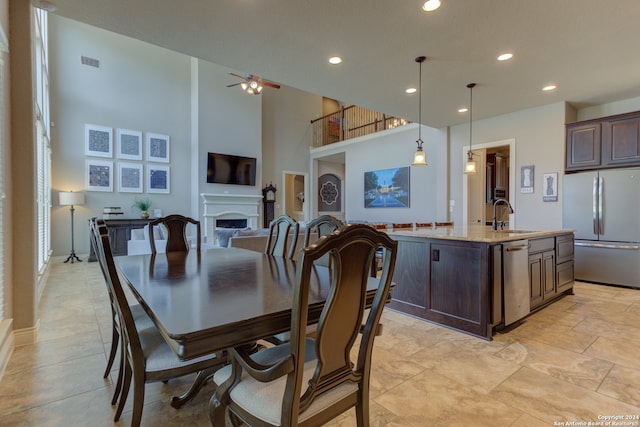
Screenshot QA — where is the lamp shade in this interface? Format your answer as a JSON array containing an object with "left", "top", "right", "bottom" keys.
[{"left": 59, "top": 191, "right": 85, "bottom": 206}]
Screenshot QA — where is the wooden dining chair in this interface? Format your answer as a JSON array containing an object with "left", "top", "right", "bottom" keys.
[
  {"left": 392, "top": 222, "right": 413, "bottom": 229},
  {"left": 265, "top": 214, "right": 299, "bottom": 259},
  {"left": 210, "top": 224, "right": 398, "bottom": 427},
  {"left": 302, "top": 214, "right": 344, "bottom": 247},
  {"left": 148, "top": 214, "right": 201, "bottom": 254},
  {"left": 435, "top": 221, "right": 455, "bottom": 227},
  {"left": 415, "top": 222, "right": 433, "bottom": 228},
  {"left": 91, "top": 219, "right": 225, "bottom": 427},
  {"left": 88, "top": 218, "right": 154, "bottom": 406}
]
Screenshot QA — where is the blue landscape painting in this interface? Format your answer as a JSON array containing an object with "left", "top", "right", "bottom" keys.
[{"left": 364, "top": 166, "right": 410, "bottom": 208}]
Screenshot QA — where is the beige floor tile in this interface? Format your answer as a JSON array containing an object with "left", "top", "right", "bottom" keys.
[
  {"left": 374, "top": 369, "right": 523, "bottom": 427},
  {"left": 496, "top": 337, "right": 613, "bottom": 390},
  {"left": 492, "top": 366, "right": 639, "bottom": 425},
  {"left": 573, "top": 317, "right": 640, "bottom": 343},
  {"left": 584, "top": 336, "right": 640, "bottom": 371},
  {"left": 597, "top": 364, "right": 640, "bottom": 407}
]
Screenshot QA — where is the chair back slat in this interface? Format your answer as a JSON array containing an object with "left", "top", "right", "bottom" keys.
[
  {"left": 148, "top": 214, "right": 201, "bottom": 254},
  {"left": 287, "top": 224, "right": 397, "bottom": 422},
  {"left": 265, "top": 215, "right": 299, "bottom": 259}
]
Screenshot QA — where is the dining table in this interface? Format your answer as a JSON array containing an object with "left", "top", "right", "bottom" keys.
[{"left": 114, "top": 247, "right": 383, "bottom": 361}]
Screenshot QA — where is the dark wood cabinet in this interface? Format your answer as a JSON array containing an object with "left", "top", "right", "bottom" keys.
[
  {"left": 486, "top": 153, "right": 508, "bottom": 203},
  {"left": 389, "top": 236, "right": 493, "bottom": 339},
  {"left": 529, "top": 234, "right": 574, "bottom": 309},
  {"left": 88, "top": 218, "right": 150, "bottom": 261},
  {"left": 566, "top": 121, "right": 601, "bottom": 171},
  {"left": 566, "top": 110, "right": 640, "bottom": 171},
  {"left": 602, "top": 113, "right": 640, "bottom": 166}
]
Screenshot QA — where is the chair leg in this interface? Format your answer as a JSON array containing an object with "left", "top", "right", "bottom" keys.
[
  {"left": 114, "top": 362, "right": 132, "bottom": 421},
  {"left": 170, "top": 367, "right": 216, "bottom": 409},
  {"left": 111, "top": 341, "right": 125, "bottom": 405},
  {"left": 104, "top": 322, "right": 119, "bottom": 378},
  {"left": 130, "top": 368, "right": 146, "bottom": 427}
]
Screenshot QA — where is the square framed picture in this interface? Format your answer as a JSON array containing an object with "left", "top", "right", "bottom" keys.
[
  {"left": 147, "top": 164, "right": 170, "bottom": 194},
  {"left": 117, "top": 128, "right": 142, "bottom": 160},
  {"left": 146, "top": 132, "right": 170, "bottom": 163},
  {"left": 86, "top": 159, "right": 113, "bottom": 192},
  {"left": 85, "top": 124, "right": 113, "bottom": 158},
  {"left": 118, "top": 162, "right": 143, "bottom": 193}
]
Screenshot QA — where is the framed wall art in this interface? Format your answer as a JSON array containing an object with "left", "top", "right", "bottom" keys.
[
  {"left": 364, "top": 166, "right": 410, "bottom": 208},
  {"left": 147, "top": 164, "right": 170, "bottom": 194},
  {"left": 520, "top": 165, "right": 534, "bottom": 193},
  {"left": 542, "top": 172, "right": 558, "bottom": 202},
  {"left": 118, "top": 162, "right": 143, "bottom": 193},
  {"left": 85, "top": 124, "right": 113, "bottom": 158},
  {"left": 86, "top": 159, "right": 113, "bottom": 192},
  {"left": 116, "top": 128, "right": 142, "bottom": 160},
  {"left": 146, "top": 132, "right": 170, "bottom": 163}
]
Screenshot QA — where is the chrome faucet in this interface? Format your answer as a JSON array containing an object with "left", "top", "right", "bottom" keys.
[{"left": 492, "top": 198, "right": 514, "bottom": 230}]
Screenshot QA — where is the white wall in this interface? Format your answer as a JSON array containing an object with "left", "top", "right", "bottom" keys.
[
  {"left": 448, "top": 102, "right": 568, "bottom": 229},
  {"left": 49, "top": 16, "right": 263, "bottom": 255},
  {"left": 577, "top": 96, "right": 640, "bottom": 121},
  {"left": 262, "top": 85, "right": 321, "bottom": 216},
  {"left": 311, "top": 124, "right": 449, "bottom": 224}
]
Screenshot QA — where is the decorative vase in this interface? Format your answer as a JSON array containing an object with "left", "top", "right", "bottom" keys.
[{"left": 140, "top": 211, "right": 150, "bottom": 219}]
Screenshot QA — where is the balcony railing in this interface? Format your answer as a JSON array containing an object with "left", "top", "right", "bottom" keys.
[{"left": 311, "top": 105, "right": 408, "bottom": 148}]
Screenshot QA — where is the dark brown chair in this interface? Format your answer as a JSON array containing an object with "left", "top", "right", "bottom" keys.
[
  {"left": 415, "top": 222, "right": 433, "bottom": 228},
  {"left": 392, "top": 222, "right": 413, "bottom": 229},
  {"left": 302, "top": 215, "right": 344, "bottom": 247},
  {"left": 265, "top": 214, "right": 299, "bottom": 259},
  {"left": 210, "top": 224, "right": 398, "bottom": 427},
  {"left": 88, "top": 218, "right": 153, "bottom": 403},
  {"left": 148, "top": 214, "right": 201, "bottom": 254},
  {"left": 435, "top": 221, "right": 454, "bottom": 227},
  {"left": 91, "top": 219, "right": 225, "bottom": 427}
]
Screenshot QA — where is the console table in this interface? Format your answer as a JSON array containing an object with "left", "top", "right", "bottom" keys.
[{"left": 88, "top": 218, "right": 150, "bottom": 261}]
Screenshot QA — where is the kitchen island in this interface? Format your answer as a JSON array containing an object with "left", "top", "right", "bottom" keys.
[{"left": 387, "top": 225, "right": 575, "bottom": 340}]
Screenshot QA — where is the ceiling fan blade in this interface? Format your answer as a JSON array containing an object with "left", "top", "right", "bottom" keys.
[
  {"left": 228, "top": 72, "right": 248, "bottom": 80},
  {"left": 263, "top": 81, "right": 281, "bottom": 89},
  {"left": 226, "top": 83, "right": 242, "bottom": 88}
]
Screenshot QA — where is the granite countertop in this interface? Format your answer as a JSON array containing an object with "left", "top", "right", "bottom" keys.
[{"left": 388, "top": 225, "right": 574, "bottom": 243}]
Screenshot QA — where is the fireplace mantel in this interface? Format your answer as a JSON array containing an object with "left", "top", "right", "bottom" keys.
[{"left": 200, "top": 193, "right": 263, "bottom": 244}]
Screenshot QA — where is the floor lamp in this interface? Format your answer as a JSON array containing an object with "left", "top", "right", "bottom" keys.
[{"left": 59, "top": 191, "right": 85, "bottom": 263}]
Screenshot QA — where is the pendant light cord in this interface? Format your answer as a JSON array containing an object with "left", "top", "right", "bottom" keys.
[{"left": 467, "top": 82, "right": 475, "bottom": 153}]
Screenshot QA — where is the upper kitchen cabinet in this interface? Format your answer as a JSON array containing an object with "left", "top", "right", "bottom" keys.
[{"left": 566, "top": 111, "right": 640, "bottom": 171}]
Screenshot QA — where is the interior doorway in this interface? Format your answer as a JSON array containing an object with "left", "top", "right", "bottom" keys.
[
  {"left": 282, "top": 171, "right": 308, "bottom": 222},
  {"left": 462, "top": 139, "right": 516, "bottom": 227}
]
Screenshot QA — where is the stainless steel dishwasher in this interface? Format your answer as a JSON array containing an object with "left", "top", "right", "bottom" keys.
[{"left": 502, "top": 240, "right": 530, "bottom": 326}]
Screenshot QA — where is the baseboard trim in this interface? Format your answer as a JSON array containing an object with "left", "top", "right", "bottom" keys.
[
  {"left": 0, "top": 319, "right": 14, "bottom": 381},
  {"left": 13, "top": 318, "right": 39, "bottom": 347}
]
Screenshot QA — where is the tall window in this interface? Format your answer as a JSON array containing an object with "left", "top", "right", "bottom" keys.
[
  {"left": 34, "top": 8, "right": 51, "bottom": 273},
  {"left": 0, "top": 22, "right": 7, "bottom": 319}
]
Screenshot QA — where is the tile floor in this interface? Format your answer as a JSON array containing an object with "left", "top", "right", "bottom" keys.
[{"left": 1, "top": 257, "right": 640, "bottom": 426}]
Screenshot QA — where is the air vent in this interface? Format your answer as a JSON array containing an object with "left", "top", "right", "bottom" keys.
[{"left": 80, "top": 56, "right": 100, "bottom": 68}]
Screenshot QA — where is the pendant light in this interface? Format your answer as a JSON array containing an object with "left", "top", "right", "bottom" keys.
[
  {"left": 464, "top": 82, "right": 477, "bottom": 174},
  {"left": 412, "top": 56, "right": 427, "bottom": 166}
]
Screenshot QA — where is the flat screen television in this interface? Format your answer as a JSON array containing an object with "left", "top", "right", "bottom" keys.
[{"left": 206, "top": 152, "right": 257, "bottom": 186}]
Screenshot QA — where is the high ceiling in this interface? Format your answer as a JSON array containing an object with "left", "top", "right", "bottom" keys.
[{"left": 40, "top": 0, "right": 640, "bottom": 128}]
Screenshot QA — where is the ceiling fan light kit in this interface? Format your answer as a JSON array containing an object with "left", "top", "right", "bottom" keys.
[{"left": 227, "top": 73, "right": 280, "bottom": 95}]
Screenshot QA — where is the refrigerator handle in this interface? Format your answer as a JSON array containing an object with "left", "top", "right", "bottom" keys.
[
  {"left": 592, "top": 176, "right": 598, "bottom": 234},
  {"left": 598, "top": 176, "right": 604, "bottom": 234}
]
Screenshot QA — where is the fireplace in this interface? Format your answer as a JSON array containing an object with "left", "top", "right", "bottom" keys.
[
  {"left": 201, "top": 193, "right": 263, "bottom": 244},
  {"left": 216, "top": 219, "right": 248, "bottom": 229}
]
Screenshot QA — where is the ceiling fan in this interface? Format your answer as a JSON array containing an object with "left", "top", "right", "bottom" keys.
[{"left": 227, "top": 73, "right": 281, "bottom": 95}]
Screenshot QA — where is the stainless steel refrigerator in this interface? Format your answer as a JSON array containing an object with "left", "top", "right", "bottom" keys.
[{"left": 563, "top": 167, "right": 640, "bottom": 288}]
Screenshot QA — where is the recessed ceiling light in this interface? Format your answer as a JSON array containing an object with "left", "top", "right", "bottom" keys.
[
  {"left": 497, "top": 52, "right": 513, "bottom": 61},
  {"left": 458, "top": 107, "right": 468, "bottom": 113},
  {"left": 542, "top": 85, "right": 557, "bottom": 91},
  {"left": 329, "top": 56, "right": 343, "bottom": 65},
  {"left": 406, "top": 87, "right": 417, "bottom": 94},
  {"left": 422, "top": 0, "right": 441, "bottom": 12}
]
